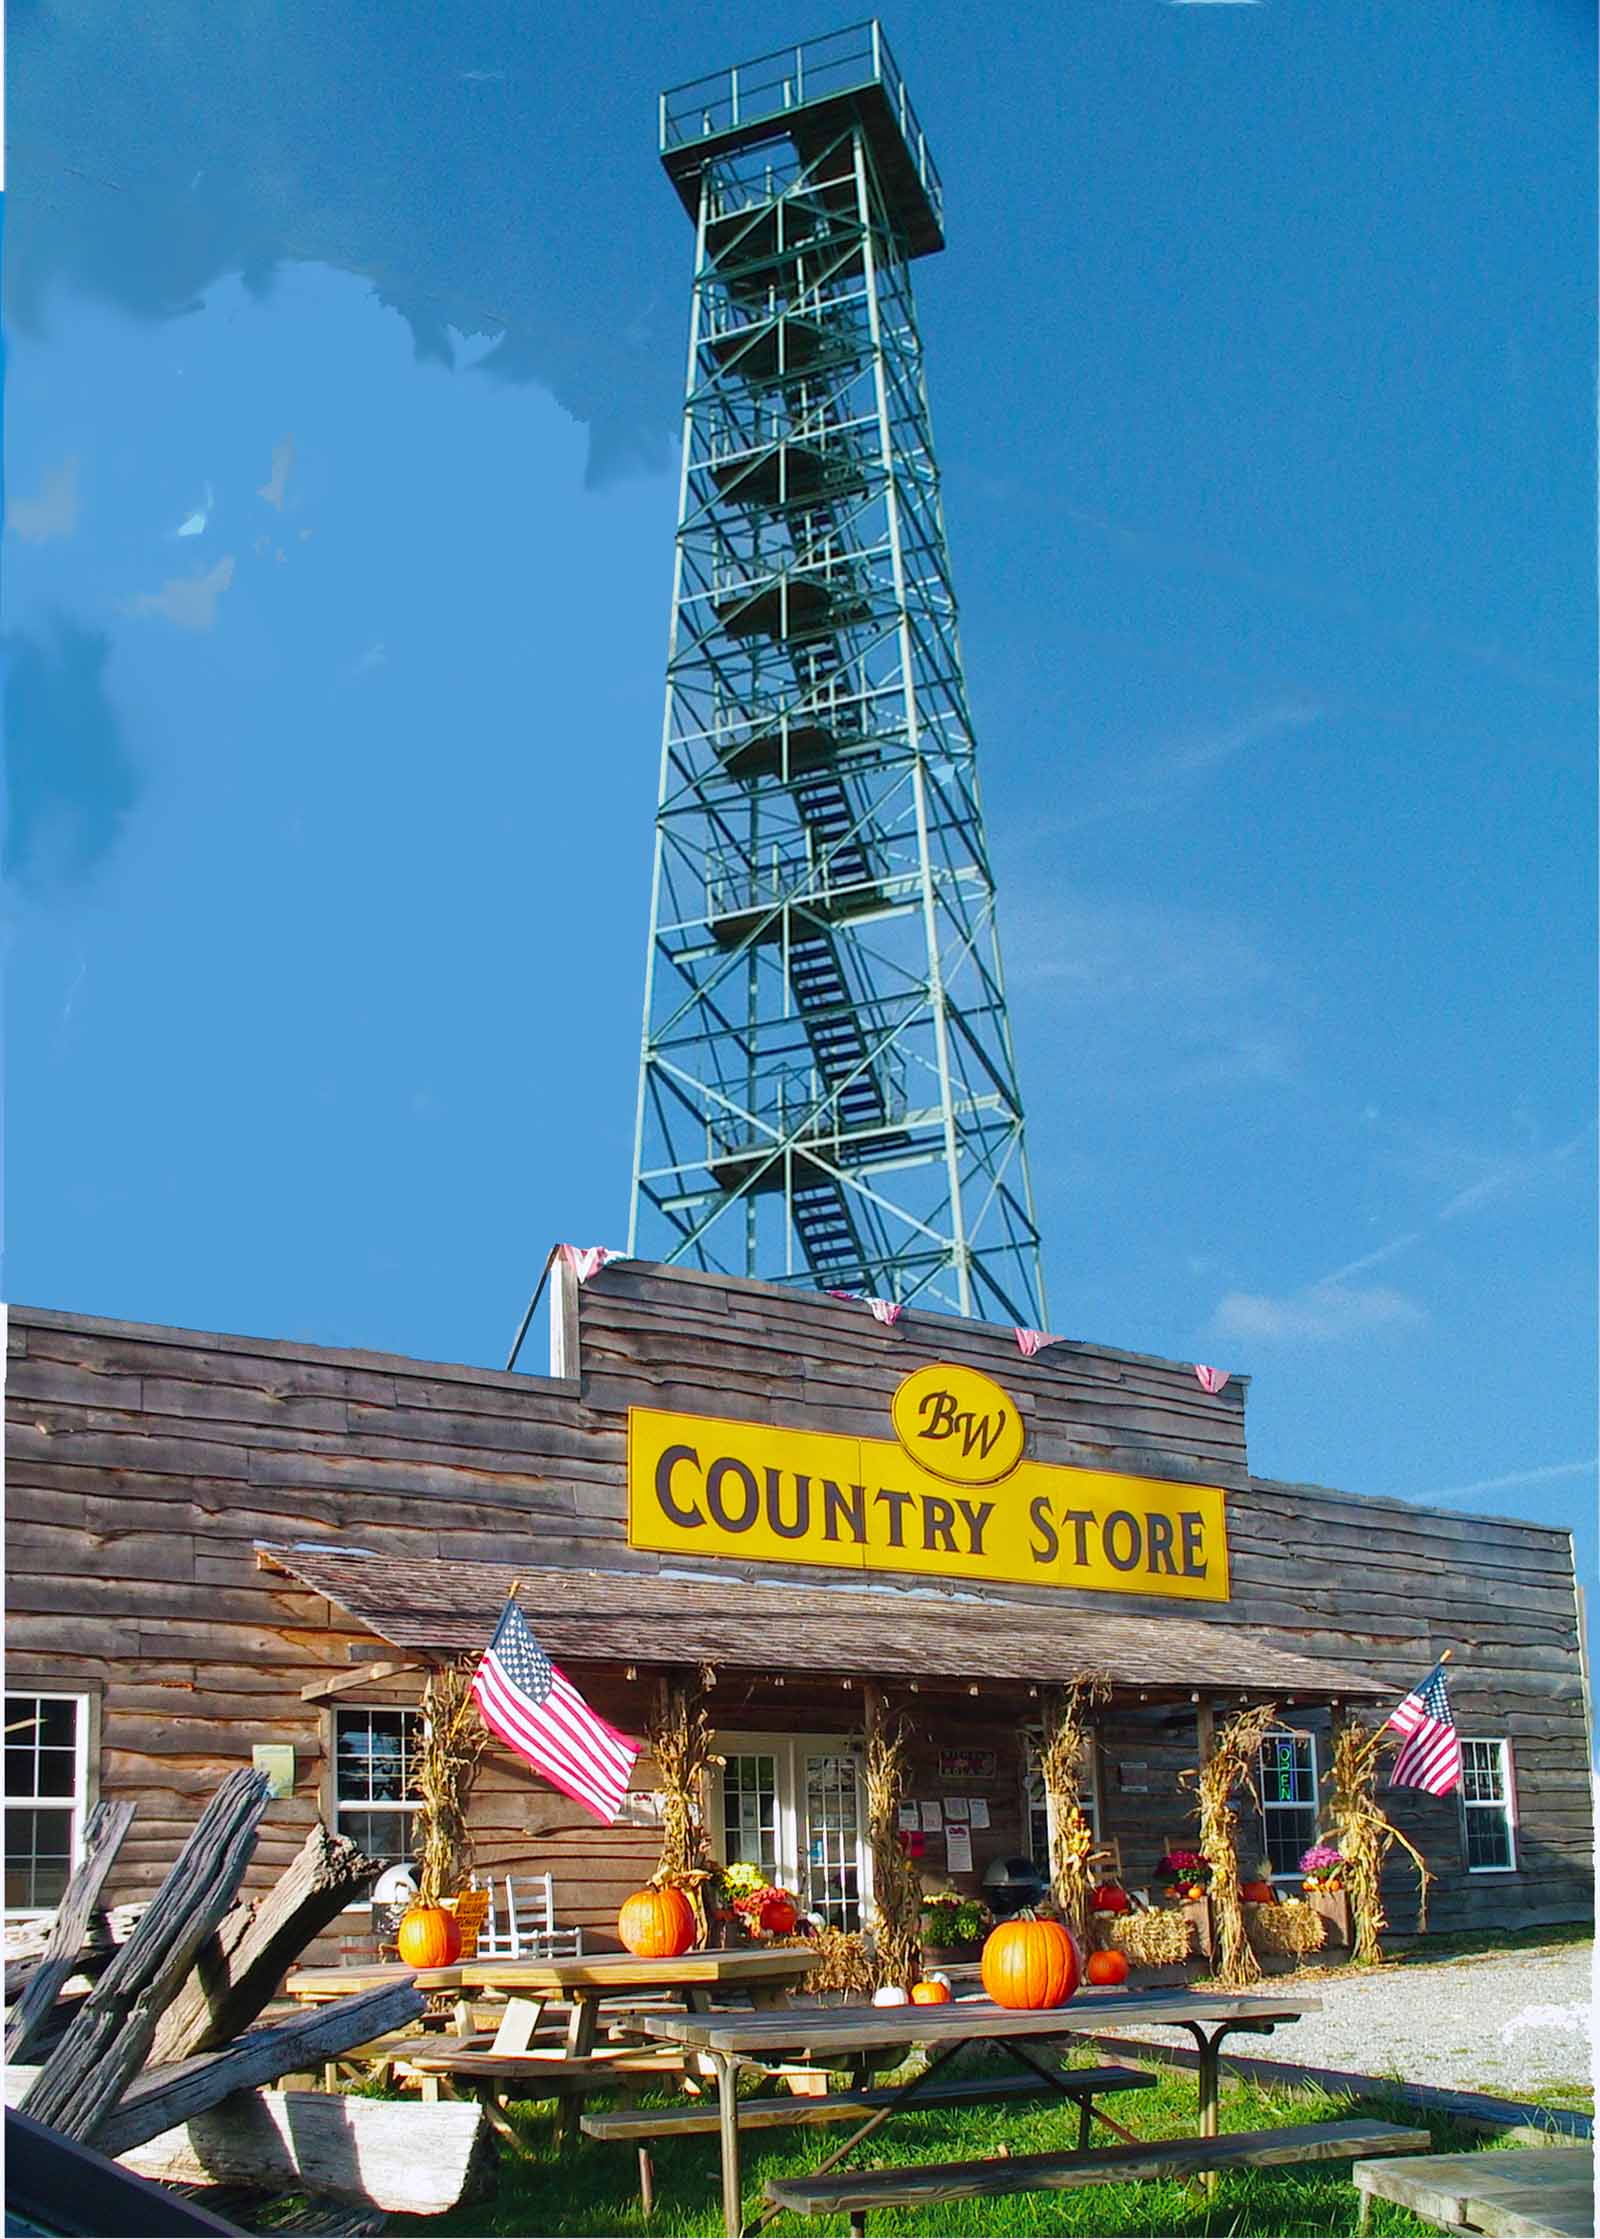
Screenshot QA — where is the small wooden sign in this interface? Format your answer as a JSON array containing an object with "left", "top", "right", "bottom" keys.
[
  {"left": 938, "top": 1748, "right": 997, "bottom": 1780},
  {"left": 252, "top": 1744, "right": 295, "bottom": 1799}
]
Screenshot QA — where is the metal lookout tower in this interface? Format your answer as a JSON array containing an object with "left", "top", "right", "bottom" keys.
[{"left": 629, "top": 22, "right": 1046, "bottom": 1324}]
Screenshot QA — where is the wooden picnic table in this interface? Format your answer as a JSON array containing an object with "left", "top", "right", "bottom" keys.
[
  {"left": 641, "top": 1985, "right": 1323, "bottom": 2238},
  {"left": 1353, "top": 2145, "right": 1595, "bottom": 2237}
]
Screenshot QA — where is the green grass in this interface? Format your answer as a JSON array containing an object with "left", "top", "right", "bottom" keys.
[{"left": 385, "top": 2055, "right": 1545, "bottom": 2239}]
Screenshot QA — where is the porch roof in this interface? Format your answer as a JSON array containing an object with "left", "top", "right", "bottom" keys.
[{"left": 257, "top": 1543, "right": 1391, "bottom": 1702}]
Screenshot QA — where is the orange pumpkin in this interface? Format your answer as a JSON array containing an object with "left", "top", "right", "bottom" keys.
[
  {"left": 1240, "top": 1880, "right": 1277, "bottom": 1904},
  {"left": 910, "top": 1979, "right": 952, "bottom": 2004},
  {"left": 396, "top": 1904, "right": 462, "bottom": 1969},
  {"left": 1085, "top": 1948, "right": 1129, "bottom": 1987},
  {"left": 617, "top": 1883, "right": 696, "bottom": 1958},
  {"left": 979, "top": 1917, "right": 1079, "bottom": 2010}
]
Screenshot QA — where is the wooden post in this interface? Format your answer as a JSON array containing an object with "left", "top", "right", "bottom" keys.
[
  {"left": 1195, "top": 1697, "right": 1215, "bottom": 1766},
  {"left": 715, "top": 2048, "right": 744, "bottom": 2239},
  {"left": 6, "top": 1801, "right": 135, "bottom": 2062}
]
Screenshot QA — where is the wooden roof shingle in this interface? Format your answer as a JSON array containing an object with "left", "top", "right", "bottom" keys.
[{"left": 257, "top": 1544, "right": 1391, "bottom": 1700}]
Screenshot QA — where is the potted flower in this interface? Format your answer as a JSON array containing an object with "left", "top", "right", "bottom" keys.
[
  {"left": 1299, "top": 1844, "right": 1344, "bottom": 1892},
  {"left": 1155, "top": 1850, "right": 1211, "bottom": 1903},
  {"left": 922, "top": 1893, "right": 992, "bottom": 1959},
  {"left": 1298, "top": 1844, "right": 1351, "bottom": 1945}
]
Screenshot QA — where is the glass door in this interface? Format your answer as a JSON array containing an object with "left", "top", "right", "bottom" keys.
[
  {"left": 801, "top": 1749, "right": 865, "bottom": 1931},
  {"left": 712, "top": 1734, "right": 869, "bottom": 1934}
]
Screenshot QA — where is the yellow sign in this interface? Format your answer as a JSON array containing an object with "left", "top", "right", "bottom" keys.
[
  {"left": 890, "top": 1363, "right": 1025, "bottom": 1486},
  {"left": 627, "top": 1371, "right": 1229, "bottom": 1602}
]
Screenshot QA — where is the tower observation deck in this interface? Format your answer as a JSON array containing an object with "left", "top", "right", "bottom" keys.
[{"left": 629, "top": 21, "right": 1046, "bottom": 1324}]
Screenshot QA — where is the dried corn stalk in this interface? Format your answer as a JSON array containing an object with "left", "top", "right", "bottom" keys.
[
  {"left": 1182, "top": 1701, "right": 1279, "bottom": 1989},
  {"left": 1328, "top": 1712, "right": 1432, "bottom": 1962},
  {"left": 647, "top": 1665, "right": 720, "bottom": 1943},
  {"left": 1039, "top": 1678, "right": 1107, "bottom": 1948},
  {"left": 865, "top": 1702, "right": 922, "bottom": 1991},
  {"left": 805, "top": 1925, "right": 876, "bottom": 1997},
  {"left": 416, "top": 1660, "right": 486, "bottom": 1904}
]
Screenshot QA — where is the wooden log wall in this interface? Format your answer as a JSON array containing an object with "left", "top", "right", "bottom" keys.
[{"left": 5, "top": 1261, "right": 1591, "bottom": 1951}]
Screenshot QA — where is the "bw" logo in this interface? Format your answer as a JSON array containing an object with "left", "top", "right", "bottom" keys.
[{"left": 891, "top": 1361, "right": 1025, "bottom": 1487}]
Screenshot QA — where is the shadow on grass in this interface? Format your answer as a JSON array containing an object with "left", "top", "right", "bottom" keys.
[{"left": 384, "top": 2061, "right": 1510, "bottom": 2238}]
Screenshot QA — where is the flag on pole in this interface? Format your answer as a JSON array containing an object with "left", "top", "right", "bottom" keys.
[
  {"left": 1384, "top": 1660, "right": 1463, "bottom": 1795},
  {"left": 470, "top": 1598, "right": 639, "bottom": 1824}
]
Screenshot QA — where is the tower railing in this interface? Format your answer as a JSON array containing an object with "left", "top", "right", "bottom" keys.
[{"left": 659, "top": 21, "right": 943, "bottom": 238}]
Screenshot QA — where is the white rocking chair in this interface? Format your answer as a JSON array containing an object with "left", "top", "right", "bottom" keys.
[{"left": 472, "top": 1870, "right": 584, "bottom": 1959}]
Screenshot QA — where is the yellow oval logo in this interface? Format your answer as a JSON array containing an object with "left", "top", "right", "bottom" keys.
[{"left": 891, "top": 1362, "right": 1026, "bottom": 1487}]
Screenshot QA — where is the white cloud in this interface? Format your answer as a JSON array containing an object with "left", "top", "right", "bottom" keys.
[
  {"left": 258, "top": 436, "right": 295, "bottom": 510},
  {"left": 10, "top": 456, "right": 81, "bottom": 543},
  {"left": 176, "top": 483, "right": 215, "bottom": 537},
  {"left": 125, "top": 555, "right": 236, "bottom": 631},
  {"left": 1039, "top": 699, "right": 1322, "bottom": 840},
  {"left": 1212, "top": 1281, "right": 1425, "bottom": 1344},
  {"left": 1412, "top": 1458, "right": 1596, "bottom": 1504}
]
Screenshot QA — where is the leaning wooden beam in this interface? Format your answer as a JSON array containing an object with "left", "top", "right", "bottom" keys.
[
  {"left": 6, "top": 1800, "right": 137, "bottom": 2062},
  {"left": 21, "top": 1769, "right": 272, "bottom": 2144},
  {"left": 150, "top": 1823, "right": 381, "bottom": 2066},
  {"left": 118, "top": 2089, "right": 490, "bottom": 2215},
  {"left": 5, "top": 2107, "right": 247, "bottom": 2238},
  {"left": 94, "top": 1981, "right": 427, "bottom": 2158}
]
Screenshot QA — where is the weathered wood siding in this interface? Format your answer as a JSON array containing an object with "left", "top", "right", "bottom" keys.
[{"left": 5, "top": 1262, "right": 1591, "bottom": 1946}]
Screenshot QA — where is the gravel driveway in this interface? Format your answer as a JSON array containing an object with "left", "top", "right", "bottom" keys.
[{"left": 1118, "top": 1944, "right": 1594, "bottom": 2101}]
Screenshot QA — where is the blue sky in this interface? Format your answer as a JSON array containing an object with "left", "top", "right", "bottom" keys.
[{"left": 6, "top": 0, "right": 1595, "bottom": 1586}]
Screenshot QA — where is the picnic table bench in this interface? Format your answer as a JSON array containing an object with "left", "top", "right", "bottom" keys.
[
  {"left": 1353, "top": 2145, "right": 1595, "bottom": 2237},
  {"left": 583, "top": 2062, "right": 1158, "bottom": 2216},
  {"left": 768, "top": 2118, "right": 1433, "bottom": 2233},
  {"left": 638, "top": 1985, "right": 1383, "bottom": 2237}
]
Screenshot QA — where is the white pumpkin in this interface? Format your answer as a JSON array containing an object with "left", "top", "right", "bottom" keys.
[{"left": 871, "top": 1984, "right": 910, "bottom": 2007}]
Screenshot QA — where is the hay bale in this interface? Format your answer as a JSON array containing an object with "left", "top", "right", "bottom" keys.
[
  {"left": 1108, "top": 1908, "right": 1195, "bottom": 1967},
  {"left": 1245, "top": 1897, "right": 1326, "bottom": 1958}
]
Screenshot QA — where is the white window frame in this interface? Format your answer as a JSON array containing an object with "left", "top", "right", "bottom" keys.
[
  {"left": 5, "top": 1690, "right": 93, "bottom": 1918},
  {"left": 708, "top": 1732, "right": 873, "bottom": 1932},
  {"left": 1257, "top": 1730, "right": 1320, "bottom": 1884},
  {"left": 1022, "top": 1731, "right": 1100, "bottom": 1879},
  {"left": 1460, "top": 1737, "right": 1518, "bottom": 1874},
  {"left": 329, "top": 1702, "right": 426, "bottom": 1910}
]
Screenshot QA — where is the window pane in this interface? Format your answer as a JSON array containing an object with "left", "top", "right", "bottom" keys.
[
  {"left": 721, "top": 1754, "right": 778, "bottom": 1877},
  {"left": 1465, "top": 1807, "right": 1512, "bottom": 1870},
  {"left": 1258, "top": 1736, "right": 1318, "bottom": 1875},
  {"left": 5, "top": 1806, "right": 74, "bottom": 1909},
  {"left": 35, "top": 1748, "right": 77, "bottom": 1799},
  {"left": 36, "top": 1700, "right": 75, "bottom": 1750},
  {"left": 5, "top": 1739, "right": 38, "bottom": 1799},
  {"left": 335, "top": 1710, "right": 422, "bottom": 1805},
  {"left": 802, "top": 1753, "right": 861, "bottom": 1932},
  {"left": 338, "top": 1810, "right": 416, "bottom": 1868}
]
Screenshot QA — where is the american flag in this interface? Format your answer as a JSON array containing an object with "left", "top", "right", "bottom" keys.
[
  {"left": 470, "top": 1598, "right": 639, "bottom": 1825},
  {"left": 1384, "top": 1660, "right": 1463, "bottom": 1795}
]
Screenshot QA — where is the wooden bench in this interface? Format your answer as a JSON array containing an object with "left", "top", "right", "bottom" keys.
[
  {"left": 584, "top": 2063, "right": 1156, "bottom": 2215},
  {"left": 392, "top": 2041, "right": 692, "bottom": 2146},
  {"left": 1353, "top": 2145, "right": 1595, "bottom": 2237},
  {"left": 763, "top": 2117, "right": 1433, "bottom": 2233}
]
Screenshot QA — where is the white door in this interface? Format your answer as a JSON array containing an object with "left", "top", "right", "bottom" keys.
[{"left": 712, "top": 1733, "right": 871, "bottom": 1934}]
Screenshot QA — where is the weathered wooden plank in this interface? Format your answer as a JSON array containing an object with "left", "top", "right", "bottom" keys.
[
  {"left": 117, "top": 2091, "right": 490, "bottom": 2215},
  {"left": 6, "top": 1801, "right": 137, "bottom": 2061},
  {"left": 92, "top": 1981, "right": 426, "bottom": 2156},
  {"left": 763, "top": 2120, "right": 1432, "bottom": 2214},
  {"left": 22, "top": 1770, "right": 273, "bottom": 2143},
  {"left": 582, "top": 2065, "right": 1156, "bottom": 2139},
  {"left": 4, "top": 2105, "right": 247, "bottom": 2237},
  {"left": 150, "top": 1824, "right": 381, "bottom": 2065}
]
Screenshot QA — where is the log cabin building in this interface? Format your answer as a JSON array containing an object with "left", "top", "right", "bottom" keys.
[{"left": 5, "top": 1259, "right": 1593, "bottom": 1960}]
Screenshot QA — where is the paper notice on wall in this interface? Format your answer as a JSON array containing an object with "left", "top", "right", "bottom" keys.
[
  {"left": 945, "top": 1823, "right": 974, "bottom": 1874},
  {"left": 921, "top": 1800, "right": 944, "bottom": 1834},
  {"left": 898, "top": 1803, "right": 920, "bottom": 1831},
  {"left": 968, "top": 1798, "right": 991, "bottom": 1829},
  {"left": 943, "top": 1796, "right": 970, "bottom": 1821}
]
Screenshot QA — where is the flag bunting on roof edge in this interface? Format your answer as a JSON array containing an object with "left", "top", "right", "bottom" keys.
[
  {"left": 1383, "top": 1659, "right": 1463, "bottom": 1796},
  {"left": 1194, "top": 1364, "right": 1231, "bottom": 1394},
  {"left": 1014, "top": 1328, "right": 1064, "bottom": 1359},
  {"left": 826, "top": 1291, "right": 905, "bottom": 1324},
  {"left": 558, "top": 1244, "right": 619, "bottom": 1283},
  {"left": 470, "top": 1596, "right": 639, "bottom": 1824}
]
